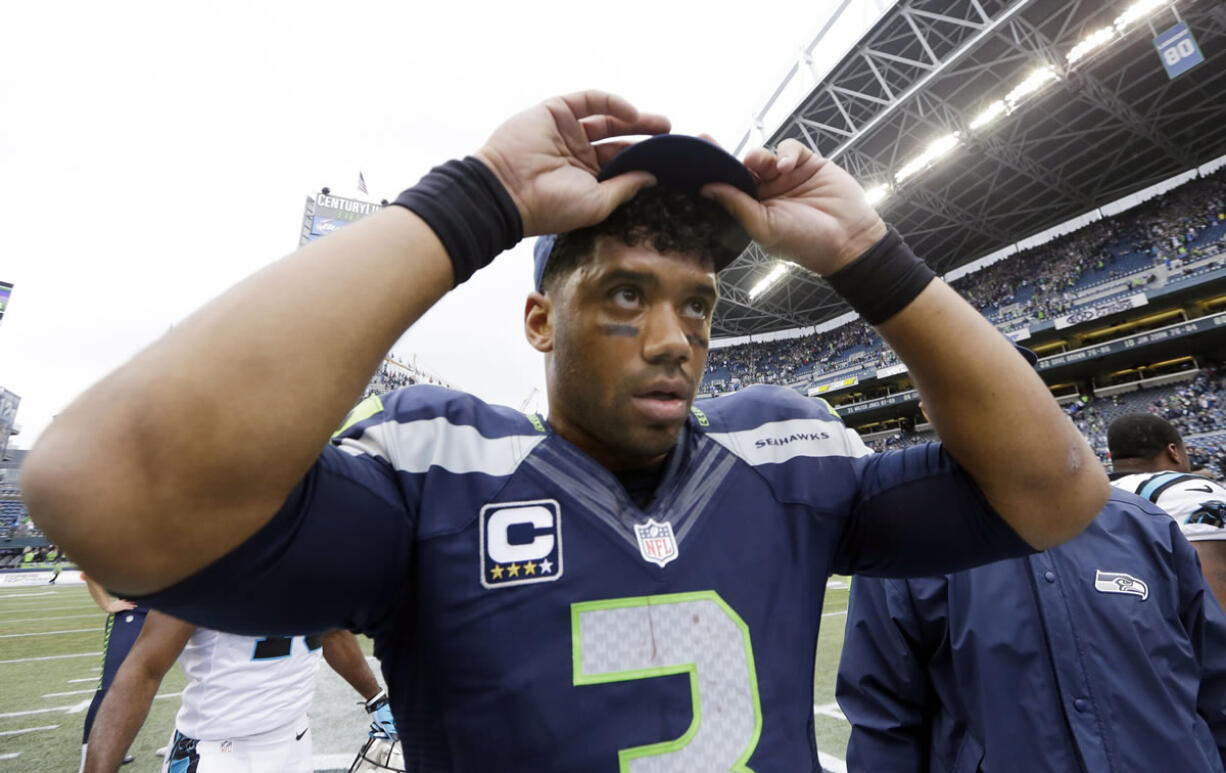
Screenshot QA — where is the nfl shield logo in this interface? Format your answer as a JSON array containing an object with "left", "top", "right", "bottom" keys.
[{"left": 635, "top": 519, "right": 678, "bottom": 567}]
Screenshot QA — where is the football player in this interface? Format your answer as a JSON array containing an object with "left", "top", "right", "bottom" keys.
[
  {"left": 1109, "top": 412, "right": 1226, "bottom": 602},
  {"left": 27, "top": 90, "right": 1108, "bottom": 769},
  {"left": 81, "top": 573, "right": 147, "bottom": 770},
  {"left": 83, "top": 610, "right": 393, "bottom": 772}
]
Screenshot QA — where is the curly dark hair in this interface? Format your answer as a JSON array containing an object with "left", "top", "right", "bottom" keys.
[
  {"left": 1107, "top": 413, "right": 1183, "bottom": 461},
  {"left": 539, "top": 187, "right": 738, "bottom": 292}
]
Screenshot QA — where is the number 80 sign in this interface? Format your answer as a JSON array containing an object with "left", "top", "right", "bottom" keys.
[{"left": 1154, "top": 22, "right": 1204, "bottom": 80}]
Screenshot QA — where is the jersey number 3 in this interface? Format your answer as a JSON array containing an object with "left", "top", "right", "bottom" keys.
[{"left": 572, "top": 591, "right": 763, "bottom": 772}]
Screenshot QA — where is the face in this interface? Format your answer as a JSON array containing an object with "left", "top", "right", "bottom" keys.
[{"left": 526, "top": 237, "right": 716, "bottom": 471}]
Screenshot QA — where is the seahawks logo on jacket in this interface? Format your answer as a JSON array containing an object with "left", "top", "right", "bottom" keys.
[{"left": 1094, "top": 569, "right": 1148, "bottom": 600}]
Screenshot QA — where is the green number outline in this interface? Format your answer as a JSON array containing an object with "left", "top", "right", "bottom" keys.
[{"left": 571, "top": 590, "right": 763, "bottom": 772}]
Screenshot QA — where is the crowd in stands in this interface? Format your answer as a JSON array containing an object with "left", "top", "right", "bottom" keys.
[
  {"left": 0, "top": 545, "right": 67, "bottom": 570},
  {"left": 363, "top": 359, "right": 417, "bottom": 400},
  {"left": 361, "top": 355, "right": 455, "bottom": 401},
  {"left": 954, "top": 167, "right": 1226, "bottom": 324},
  {"left": 866, "top": 367, "right": 1226, "bottom": 481},
  {"left": 704, "top": 320, "right": 882, "bottom": 391},
  {"left": 703, "top": 167, "right": 1226, "bottom": 393},
  {"left": 1066, "top": 367, "right": 1226, "bottom": 479}
]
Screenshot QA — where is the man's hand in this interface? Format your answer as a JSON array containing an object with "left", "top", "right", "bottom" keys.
[
  {"left": 105, "top": 599, "right": 138, "bottom": 614},
  {"left": 366, "top": 691, "right": 397, "bottom": 740},
  {"left": 701, "top": 139, "right": 886, "bottom": 276},
  {"left": 473, "top": 90, "right": 670, "bottom": 236}
]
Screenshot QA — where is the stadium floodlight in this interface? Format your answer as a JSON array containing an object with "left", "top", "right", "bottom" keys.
[
  {"left": 1067, "top": 26, "right": 1117, "bottom": 65},
  {"left": 864, "top": 185, "right": 889, "bottom": 206},
  {"left": 895, "top": 132, "right": 961, "bottom": 184},
  {"left": 1067, "top": 0, "right": 1171, "bottom": 67},
  {"left": 969, "top": 100, "right": 1007, "bottom": 131},
  {"left": 748, "top": 262, "right": 790, "bottom": 300},
  {"left": 1004, "top": 66, "right": 1060, "bottom": 110},
  {"left": 1115, "top": 0, "right": 1169, "bottom": 32}
]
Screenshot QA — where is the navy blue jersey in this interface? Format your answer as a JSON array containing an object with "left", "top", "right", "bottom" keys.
[
  {"left": 83, "top": 605, "right": 149, "bottom": 743},
  {"left": 136, "top": 384, "right": 1030, "bottom": 771}
]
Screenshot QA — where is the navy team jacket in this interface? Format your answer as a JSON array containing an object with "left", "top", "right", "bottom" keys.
[{"left": 837, "top": 490, "right": 1226, "bottom": 772}]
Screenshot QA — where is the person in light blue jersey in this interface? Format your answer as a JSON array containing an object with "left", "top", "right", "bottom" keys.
[{"left": 26, "top": 91, "right": 1108, "bottom": 771}]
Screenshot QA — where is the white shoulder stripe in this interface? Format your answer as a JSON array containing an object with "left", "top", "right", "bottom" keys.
[
  {"left": 337, "top": 417, "right": 546, "bottom": 476},
  {"left": 706, "top": 417, "right": 872, "bottom": 466}
]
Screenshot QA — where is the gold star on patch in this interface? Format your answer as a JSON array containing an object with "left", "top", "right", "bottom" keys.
[
  {"left": 507, "top": 563, "right": 520, "bottom": 577},
  {"left": 523, "top": 560, "right": 537, "bottom": 575},
  {"left": 490, "top": 565, "right": 504, "bottom": 580}
]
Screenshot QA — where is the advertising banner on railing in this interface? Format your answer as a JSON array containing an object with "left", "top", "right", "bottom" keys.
[
  {"left": 875, "top": 363, "right": 908, "bottom": 379},
  {"left": 1040, "top": 312, "right": 1226, "bottom": 370},
  {"left": 808, "top": 376, "right": 858, "bottom": 397},
  {"left": 1053, "top": 293, "right": 1148, "bottom": 330}
]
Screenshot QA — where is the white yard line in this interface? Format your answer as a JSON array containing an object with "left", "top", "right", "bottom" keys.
[
  {"left": 826, "top": 580, "right": 850, "bottom": 590},
  {"left": 0, "top": 651, "right": 100, "bottom": 665},
  {"left": 0, "top": 705, "right": 77, "bottom": 719},
  {"left": 68, "top": 677, "right": 99, "bottom": 683},
  {"left": 0, "top": 591, "right": 56, "bottom": 599},
  {"left": 0, "top": 603, "right": 97, "bottom": 613},
  {"left": 0, "top": 613, "right": 102, "bottom": 625},
  {"left": 0, "top": 752, "right": 20, "bottom": 760},
  {"left": 813, "top": 702, "right": 850, "bottom": 772},
  {"left": 0, "top": 724, "right": 59, "bottom": 737},
  {"left": 0, "top": 627, "right": 97, "bottom": 638},
  {"left": 43, "top": 688, "right": 96, "bottom": 698},
  {"left": 822, "top": 609, "right": 847, "bottom": 618}
]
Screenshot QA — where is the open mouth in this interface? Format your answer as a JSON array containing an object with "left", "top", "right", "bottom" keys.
[
  {"left": 632, "top": 389, "right": 689, "bottom": 422},
  {"left": 640, "top": 390, "right": 682, "bottom": 401}
]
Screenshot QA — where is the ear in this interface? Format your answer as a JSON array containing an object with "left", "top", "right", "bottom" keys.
[
  {"left": 524, "top": 291, "right": 554, "bottom": 353},
  {"left": 1165, "top": 442, "right": 1184, "bottom": 467}
]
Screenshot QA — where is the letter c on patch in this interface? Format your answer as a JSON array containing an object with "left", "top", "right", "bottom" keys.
[{"left": 487, "top": 505, "right": 555, "bottom": 564}]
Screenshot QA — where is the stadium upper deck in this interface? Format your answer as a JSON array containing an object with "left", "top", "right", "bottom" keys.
[
  {"left": 713, "top": 0, "right": 1226, "bottom": 336},
  {"left": 703, "top": 164, "right": 1226, "bottom": 394}
]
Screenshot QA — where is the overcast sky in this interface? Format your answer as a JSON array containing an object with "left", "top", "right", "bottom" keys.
[{"left": 0, "top": 0, "right": 889, "bottom": 449}]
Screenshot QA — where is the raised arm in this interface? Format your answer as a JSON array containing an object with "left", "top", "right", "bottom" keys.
[
  {"left": 83, "top": 611, "right": 195, "bottom": 773},
  {"left": 22, "top": 91, "right": 667, "bottom": 595},
  {"left": 704, "top": 142, "right": 1107, "bottom": 549}
]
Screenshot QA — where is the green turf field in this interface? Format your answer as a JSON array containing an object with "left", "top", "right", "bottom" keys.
[
  {"left": 815, "top": 576, "right": 852, "bottom": 772},
  {"left": 0, "top": 577, "right": 853, "bottom": 771},
  {"left": 0, "top": 582, "right": 183, "bottom": 770}
]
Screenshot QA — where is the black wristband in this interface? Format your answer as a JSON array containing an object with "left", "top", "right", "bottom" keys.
[
  {"left": 825, "top": 227, "right": 936, "bottom": 325},
  {"left": 392, "top": 157, "right": 523, "bottom": 286},
  {"left": 364, "top": 689, "right": 388, "bottom": 713}
]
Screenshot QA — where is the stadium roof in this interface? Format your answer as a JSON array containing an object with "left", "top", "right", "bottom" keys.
[{"left": 713, "top": 0, "right": 1226, "bottom": 336}]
